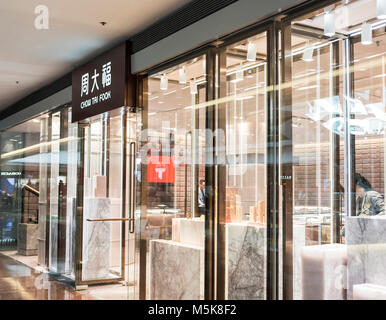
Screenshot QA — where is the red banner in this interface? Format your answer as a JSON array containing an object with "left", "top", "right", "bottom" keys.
[{"left": 147, "top": 155, "right": 175, "bottom": 183}]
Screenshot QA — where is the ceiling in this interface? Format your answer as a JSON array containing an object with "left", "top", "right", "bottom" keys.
[{"left": 0, "top": 0, "right": 192, "bottom": 112}]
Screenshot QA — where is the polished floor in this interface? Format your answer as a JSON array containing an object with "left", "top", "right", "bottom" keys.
[{"left": 0, "top": 253, "right": 93, "bottom": 300}]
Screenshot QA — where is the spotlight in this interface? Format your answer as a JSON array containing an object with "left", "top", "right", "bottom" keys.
[
  {"left": 246, "top": 41, "right": 257, "bottom": 62},
  {"left": 236, "top": 63, "right": 244, "bottom": 82},
  {"left": 160, "top": 73, "right": 168, "bottom": 91},
  {"left": 324, "top": 10, "right": 335, "bottom": 37},
  {"left": 190, "top": 78, "right": 198, "bottom": 95},
  {"left": 302, "top": 41, "right": 314, "bottom": 62},
  {"left": 178, "top": 66, "right": 187, "bottom": 84},
  {"left": 377, "top": 0, "right": 386, "bottom": 19},
  {"left": 361, "top": 22, "right": 373, "bottom": 45}
]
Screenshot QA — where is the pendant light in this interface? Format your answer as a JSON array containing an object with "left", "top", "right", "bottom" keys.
[
  {"left": 302, "top": 41, "right": 314, "bottom": 62},
  {"left": 324, "top": 9, "right": 335, "bottom": 37},
  {"left": 190, "top": 78, "right": 198, "bottom": 95},
  {"left": 160, "top": 73, "right": 168, "bottom": 91},
  {"left": 361, "top": 22, "right": 373, "bottom": 45},
  {"left": 377, "top": 0, "right": 386, "bottom": 19},
  {"left": 246, "top": 41, "right": 257, "bottom": 62},
  {"left": 178, "top": 66, "right": 187, "bottom": 84},
  {"left": 236, "top": 63, "right": 244, "bottom": 82}
]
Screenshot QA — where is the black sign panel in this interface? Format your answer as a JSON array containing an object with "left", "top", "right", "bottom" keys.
[{"left": 72, "top": 42, "right": 129, "bottom": 122}]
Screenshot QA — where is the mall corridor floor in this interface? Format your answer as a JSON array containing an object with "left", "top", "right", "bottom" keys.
[{"left": 0, "top": 253, "right": 92, "bottom": 300}]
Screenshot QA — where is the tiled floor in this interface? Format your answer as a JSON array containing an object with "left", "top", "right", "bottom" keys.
[{"left": 0, "top": 253, "right": 93, "bottom": 300}]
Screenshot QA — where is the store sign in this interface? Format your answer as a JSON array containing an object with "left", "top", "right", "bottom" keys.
[
  {"left": 147, "top": 156, "right": 175, "bottom": 183},
  {"left": 72, "top": 42, "right": 132, "bottom": 122},
  {"left": 0, "top": 171, "right": 22, "bottom": 176}
]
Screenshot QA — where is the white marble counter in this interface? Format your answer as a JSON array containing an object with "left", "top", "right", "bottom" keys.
[
  {"left": 346, "top": 216, "right": 386, "bottom": 299},
  {"left": 150, "top": 219, "right": 266, "bottom": 300},
  {"left": 172, "top": 218, "right": 204, "bottom": 247},
  {"left": 301, "top": 243, "right": 347, "bottom": 300},
  {"left": 149, "top": 239, "right": 204, "bottom": 300},
  {"left": 353, "top": 283, "right": 386, "bottom": 300},
  {"left": 293, "top": 221, "right": 306, "bottom": 300},
  {"left": 225, "top": 222, "right": 266, "bottom": 300},
  {"left": 17, "top": 223, "right": 38, "bottom": 256}
]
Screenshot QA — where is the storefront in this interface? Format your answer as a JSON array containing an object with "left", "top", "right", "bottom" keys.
[{"left": 1, "top": 0, "right": 386, "bottom": 300}]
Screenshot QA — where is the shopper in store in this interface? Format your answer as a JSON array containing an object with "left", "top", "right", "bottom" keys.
[
  {"left": 355, "top": 173, "right": 385, "bottom": 216},
  {"left": 198, "top": 179, "right": 207, "bottom": 216}
]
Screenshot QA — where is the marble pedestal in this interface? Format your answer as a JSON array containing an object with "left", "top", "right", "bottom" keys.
[
  {"left": 149, "top": 239, "right": 204, "bottom": 299},
  {"left": 353, "top": 283, "right": 386, "bottom": 300},
  {"left": 150, "top": 219, "right": 266, "bottom": 300},
  {"left": 301, "top": 244, "right": 347, "bottom": 300},
  {"left": 172, "top": 218, "right": 204, "bottom": 247},
  {"left": 225, "top": 223, "right": 266, "bottom": 300},
  {"left": 346, "top": 216, "right": 386, "bottom": 300},
  {"left": 82, "top": 198, "right": 111, "bottom": 281},
  {"left": 293, "top": 219, "right": 306, "bottom": 300},
  {"left": 17, "top": 223, "right": 38, "bottom": 256}
]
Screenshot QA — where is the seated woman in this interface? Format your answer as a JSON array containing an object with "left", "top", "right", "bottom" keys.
[{"left": 355, "top": 173, "right": 385, "bottom": 216}]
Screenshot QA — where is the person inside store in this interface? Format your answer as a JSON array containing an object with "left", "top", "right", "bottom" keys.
[
  {"left": 0, "top": 189, "right": 10, "bottom": 211},
  {"left": 198, "top": 179, "right": 207, "bottom": 216},
  {"left": 355, "top": 172, "right": 385, "bottom": 216}
]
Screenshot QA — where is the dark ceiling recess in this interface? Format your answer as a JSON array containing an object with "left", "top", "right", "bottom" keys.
[
  {"left": 0, "top": 73, "right": 72, "bottom": 121},
  {"left": 130, "top": 0, "right": 238, "bottom": 53}
]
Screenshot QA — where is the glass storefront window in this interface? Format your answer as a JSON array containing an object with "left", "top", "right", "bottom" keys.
[
  {"left": 139, "top": 55, "right": 207, "bottom": 299},
  {"left": 4, "top": 0, "right": 386, "bottom": 301},
  {"left": 0, "top": 116, "right": 44, "bottom": 250},
  {"left": 216, "top": 32, "right": 268, "bottom": 300},
  {"left": 0, "top": 105, "right": 76, "bottom": 280},
  {"left": 45, "top": 108, "right": 77, "bottom": 279},
  {"left": 281, "top": 0, "right": 386, "bottom": 300}
]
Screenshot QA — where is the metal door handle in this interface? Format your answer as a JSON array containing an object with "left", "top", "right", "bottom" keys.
[
  {"left": 129, "top": 141, "right": 136, "bottom": 233},
  {"left": 87, "top": 218, "right": 134, "bottom": 222}
]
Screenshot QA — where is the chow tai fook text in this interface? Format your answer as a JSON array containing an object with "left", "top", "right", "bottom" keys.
[
  {"left": 80, "top": 61, "right": 112, "bottom": 109},
  {"left": 72, "top": 42, "right": 129, "bottom": 123},
  {"left": 80, "top": 91, "right": 112, "bottom": 109}
]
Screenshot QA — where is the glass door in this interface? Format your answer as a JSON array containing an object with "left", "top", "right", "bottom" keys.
[
  {"left": 126, "top": 108, "right": 141, "bottom": 299},
  {"left": 136, "top": 55, "right": 208, "bottom": 299},
  {"left": 76, "top": 108, "right": 127, "bottom": 285}
]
